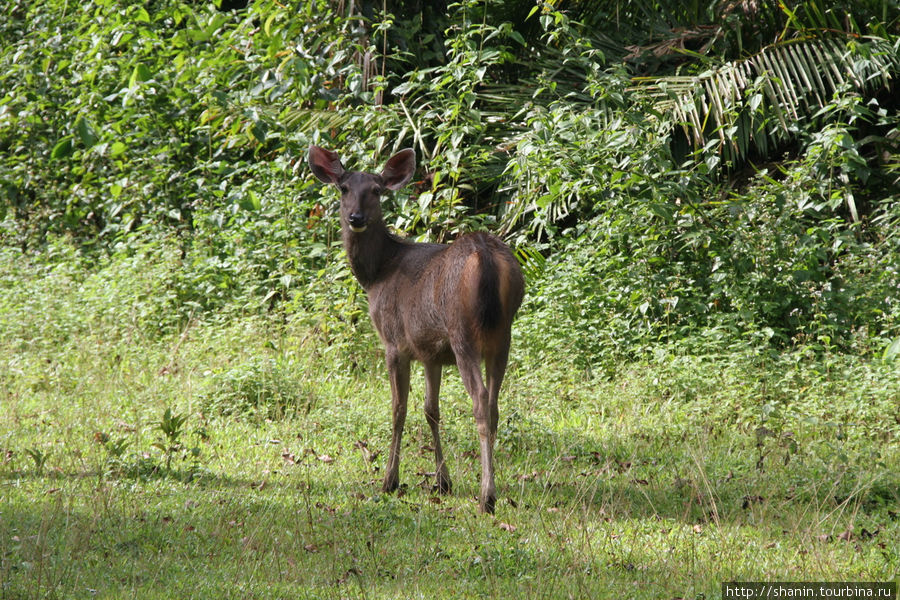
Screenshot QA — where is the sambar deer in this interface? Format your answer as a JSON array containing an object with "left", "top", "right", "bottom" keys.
[{"left": 308, "top": 145, "right": 524, "bottom": 513}]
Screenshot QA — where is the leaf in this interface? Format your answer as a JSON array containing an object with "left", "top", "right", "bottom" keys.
[
  {"left": 837, "top": 529, "right": 854, "bottom": 542},
  {"left": 883, "top": 337, "right": 900, "bottom": 362},
  {"left": 509, "top": 31, "right": 525, "bottom": 47},
  {"left": 187, "top": 28, "right": 209, "bottom": 43},
  {"left": 635, "top": 36, "right": 899, "bottom": 164},
  {"left": 129, "top": 63, "right": 152, "bottom": 88},
  {"left": 51, "top": 137, "right": 73, "bottom": 159},
  {"left": 76, "top": 117, "right": 98, "bottom": 148},
  {"left": 747, "top": 93, "right": 763, "bottom": 113},
  {"left": 250, "top": 120, "right": 267, "bottom": 143},
  {"left": 110, "top": 142, "right": 126, "bottom": 158},
  {"left": 238, "top": 191, "right": 260, "bottom": 211}
]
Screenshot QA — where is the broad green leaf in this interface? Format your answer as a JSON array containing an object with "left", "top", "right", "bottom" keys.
[
  {"left": 238, "top": 190, "right": 261, "bottom": 212},
  {"left": 51, "top": 137, "right": 73, "bottom": 159},
  {"left": 884, "top": 337, "right": 900, "bottom": 362},
  {"left": 187, "top": 29, "right": 209, "bottom": 43},
  {"left": 129, "top": 63, "right": 152, "bottom": 88},
  {"left": 250, "top": 121, "right": 267, "bottom": 143},
  {"left": 75, "top": 117, "right": 98, "bottom": 148},
  {"left": 748, "top": 93, "right": 763, "bottom": 112}
]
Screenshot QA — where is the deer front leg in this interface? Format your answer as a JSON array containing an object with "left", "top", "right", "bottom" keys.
[
  {"left": 424, "top": 362, "right": 451, "bottom": 494},
  {"left": 383, "top": 350, "right": 410, "bottom": 494}
]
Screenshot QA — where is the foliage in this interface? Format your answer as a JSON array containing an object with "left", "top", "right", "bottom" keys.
[
  {"left": 1, "top": 0, "right": 352, "bottom": 310},
  {"left": 635, "top": 36, "right": 900, "bottom": 166},
  {"left": 1, "top": 0, "right": 899, "bottom": 359}
]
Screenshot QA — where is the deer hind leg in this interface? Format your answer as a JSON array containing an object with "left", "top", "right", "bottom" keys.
[
  {"left": 454, "top": 347, "right": 496, "bottom": 514},
  {"left": 383, "top": 350, "right": 410, "bottom": 494},
  {"left": 424, "top": 361, "right": 451, "bottom": 494},
  {"left": 485, "top": 334, "right": 511, "bottom": 435}
]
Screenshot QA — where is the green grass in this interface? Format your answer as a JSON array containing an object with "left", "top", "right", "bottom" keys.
[{"left": 1, "top": 248, "right": 898, "bottom": 599}]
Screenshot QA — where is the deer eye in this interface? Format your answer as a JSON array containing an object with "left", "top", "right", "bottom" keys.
[{"left": 339, "top": 185, "right": 349, "bottom": 195}]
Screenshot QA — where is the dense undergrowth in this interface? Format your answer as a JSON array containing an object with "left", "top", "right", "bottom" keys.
[{"left": 2, "top": 0, "right": 900, "bottom": 363}]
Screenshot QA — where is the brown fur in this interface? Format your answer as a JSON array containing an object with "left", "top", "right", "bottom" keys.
[{"left": 309, "top": 145, "right": 525, "bottom": 513}]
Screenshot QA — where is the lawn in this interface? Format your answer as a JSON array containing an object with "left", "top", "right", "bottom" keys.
[{"left": 1, "top": 250, "right": 897, "bottom": 599}]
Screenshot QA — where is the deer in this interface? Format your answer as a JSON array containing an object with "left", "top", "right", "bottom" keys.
[{"left": 308, "top": 145, "right": 524, "bottom": 514}]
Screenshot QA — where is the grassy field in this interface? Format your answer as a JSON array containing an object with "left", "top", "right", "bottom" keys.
[{"left": 1, "top": 247, "right": 898, "bottom": 599}]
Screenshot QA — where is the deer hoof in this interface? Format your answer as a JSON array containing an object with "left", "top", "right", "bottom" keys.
[
  {"left": 382, "top": 474, "right": 399, "bottom": 494},
  {"left": 434, "top": 474, "right": 452, "bottom": 495}
]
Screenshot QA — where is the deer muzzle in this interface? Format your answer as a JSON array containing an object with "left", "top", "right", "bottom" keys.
[{"left": 348, "top": 212, "right": 367, "bottom": 233}]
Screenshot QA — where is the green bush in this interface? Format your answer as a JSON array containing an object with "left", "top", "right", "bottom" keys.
[{"left": 2, "top": 0, "right": 898, "bottom": 360}]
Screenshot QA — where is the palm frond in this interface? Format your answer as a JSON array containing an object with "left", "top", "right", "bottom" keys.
[
  {"left": 633, "top": 35, "right": 900, "bottom": 165},
  {"left": 281, "top": 108, "right": 359, "bottom": 135}
]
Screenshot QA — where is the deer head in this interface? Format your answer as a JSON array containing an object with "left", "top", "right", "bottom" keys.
[{"left": 308, "top": 146, "right": 416, "bottom": 234}]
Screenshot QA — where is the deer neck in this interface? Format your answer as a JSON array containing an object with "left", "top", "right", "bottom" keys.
[{"left": 343, "top": 220, "right": 401, "bottom": 289}]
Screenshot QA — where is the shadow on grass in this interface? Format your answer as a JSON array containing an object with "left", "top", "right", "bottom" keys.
[
  {"left": 494, "top": 419, "right": 900, "bottom": 529},
  {"left": 2, "top": 419, "right": 897, "bottom": 599}
]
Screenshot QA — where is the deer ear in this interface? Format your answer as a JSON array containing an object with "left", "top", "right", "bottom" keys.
[
  {"left": 308, "top": 146, "right": 345, "bottom": 185},
  {"left": 380, "top": 148, "right": 416, "bottom": 191}
]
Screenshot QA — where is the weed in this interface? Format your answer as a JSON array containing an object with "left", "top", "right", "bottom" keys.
[
  {"left": 153, "top": 407, "right": 188, "bottom": 472},
  {"left": 197, "top": 357, "right": 316, "bottom": 420},
  {"left": 24, "top": 448, "right": 50, "bottom": 476}
]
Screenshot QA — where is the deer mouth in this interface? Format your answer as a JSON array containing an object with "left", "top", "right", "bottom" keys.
[{"left": 348, "top": 212, "right": 368, "bottom": 233}]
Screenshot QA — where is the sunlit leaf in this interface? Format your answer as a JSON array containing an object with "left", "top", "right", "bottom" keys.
[{"left": 51, "top": 137, "right": 73, "bottom": 159}]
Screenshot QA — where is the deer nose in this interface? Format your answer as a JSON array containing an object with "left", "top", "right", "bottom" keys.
[{"left": 348, "top": 212, "right": 367, "bottom": 233}]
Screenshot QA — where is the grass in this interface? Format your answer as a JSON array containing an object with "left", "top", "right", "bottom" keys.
[{"left": 1, "top": 246, "right": 898, "bottom": 599}]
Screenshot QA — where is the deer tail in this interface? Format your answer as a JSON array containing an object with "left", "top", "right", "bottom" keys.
[{"left": 477, "top": 251, "right": 503, "bottom": 331}]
